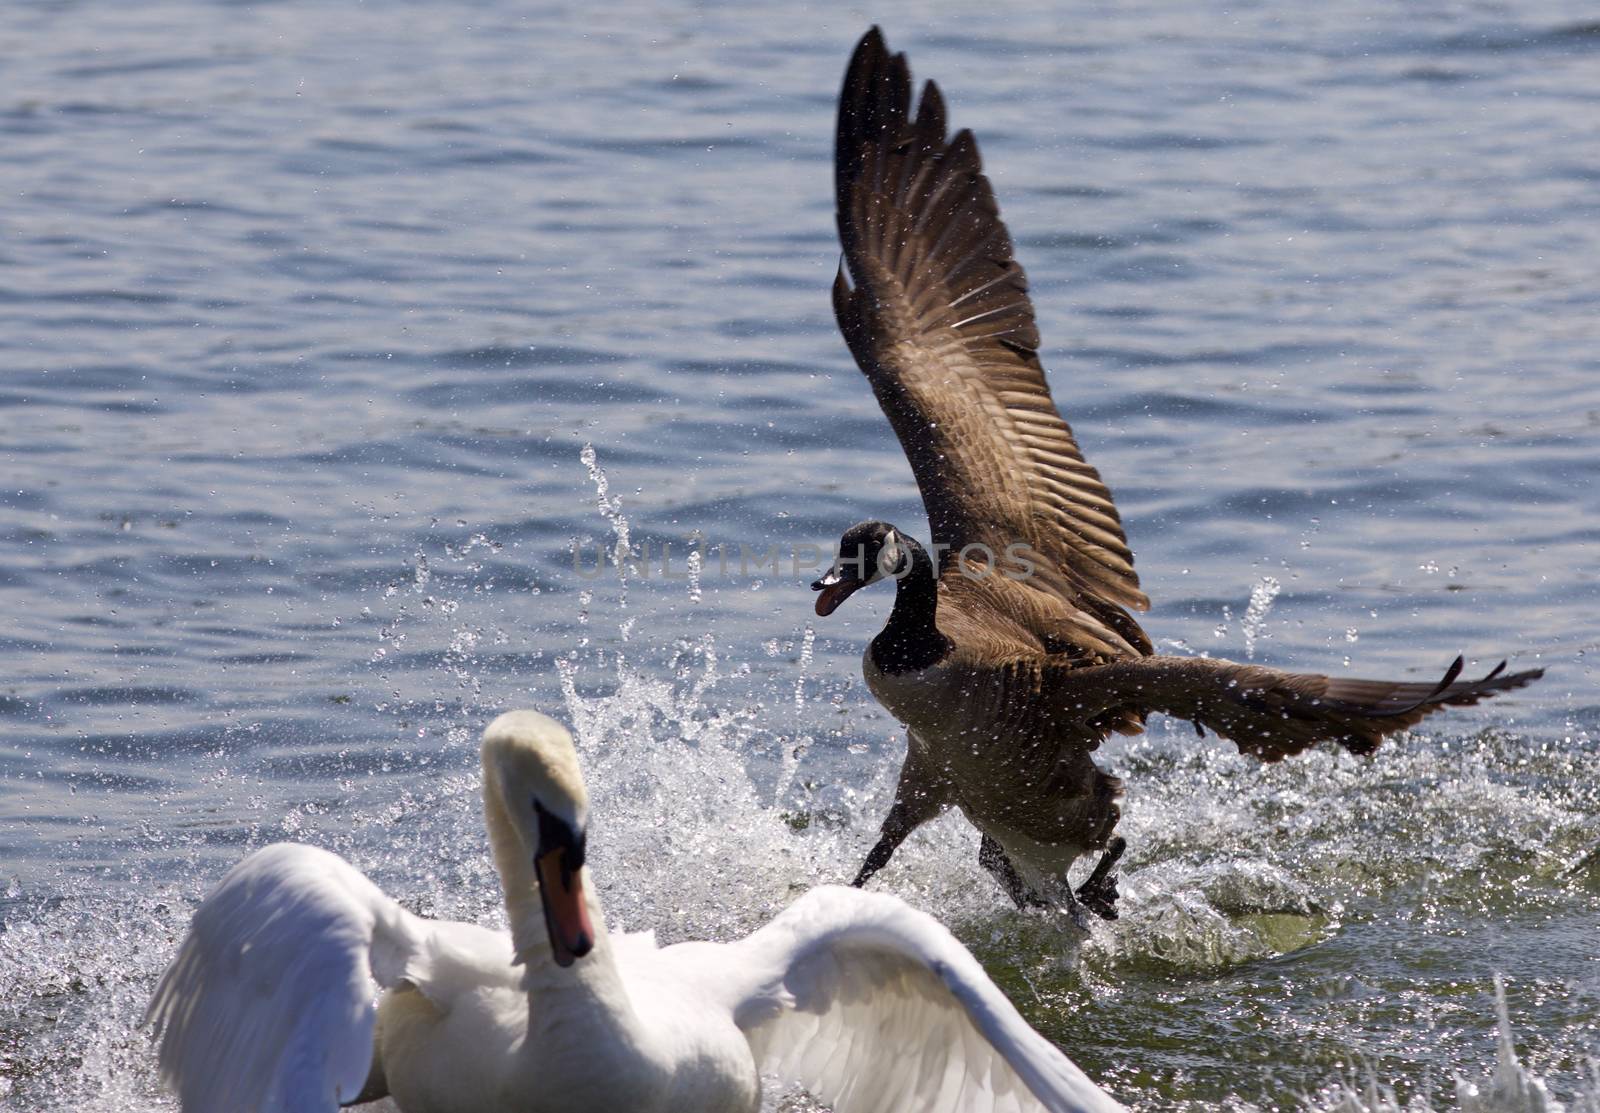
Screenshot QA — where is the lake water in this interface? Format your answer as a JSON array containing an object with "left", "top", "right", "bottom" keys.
[{"left": 2, "top": 2, "right": 1598, "bottom": 1109}]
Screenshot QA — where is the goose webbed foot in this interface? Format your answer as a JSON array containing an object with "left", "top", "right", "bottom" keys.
[
  {"left": 852, "top": 836, "right": 897, "bottom": 888},
  {"left": 978, "top": 834, "right": 1048, "bottom": 910},
  {"left": 1075, "top": 836, "right": 1126, "bottom": 922},
  {"left": 853, "top": 793, "right": 928, "bottom": 888}
]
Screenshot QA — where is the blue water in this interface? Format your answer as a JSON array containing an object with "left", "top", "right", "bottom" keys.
[{"left": 2, "top": 2, "right": 1598, "bottom": 1109}]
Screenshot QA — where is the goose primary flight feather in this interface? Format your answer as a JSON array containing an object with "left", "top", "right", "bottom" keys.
[{"left": 145, "top": 709, "right": 1125, "bottom": 1113}]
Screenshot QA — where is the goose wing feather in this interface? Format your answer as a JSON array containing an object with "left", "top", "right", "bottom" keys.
[
  {"left": 834, "top": 27, "right": 1147, "bottom": 622},
  {"left": 1053, "top": 655, "right": 1544, "bottom": 761},
  {"left": 143, "top": 842, "right": 439, "bottom": 1113},
  {"left": 708, "top": 884, "right": 1124, "bottom": 1113}
]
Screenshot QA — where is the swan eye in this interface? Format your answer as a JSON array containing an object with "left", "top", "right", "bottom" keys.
[{"left": 533, "top": 800, "right": 587, "bottom": 875}]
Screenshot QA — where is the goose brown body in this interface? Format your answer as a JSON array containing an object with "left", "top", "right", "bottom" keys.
[{"left": 818, "top": 28, "right": 1543, "bottom": 914}]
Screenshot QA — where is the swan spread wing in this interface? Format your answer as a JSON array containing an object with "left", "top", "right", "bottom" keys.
[
  {"left": 144, "top": 842, "right": 435, "bottom": 1113},
  {"left": 719, "top": 885, "right": 1124, "bottom": 1113}
]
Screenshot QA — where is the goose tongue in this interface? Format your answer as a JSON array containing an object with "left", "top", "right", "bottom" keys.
[{"left": 812, "top": 576, "right": 863, "bottom": 616}]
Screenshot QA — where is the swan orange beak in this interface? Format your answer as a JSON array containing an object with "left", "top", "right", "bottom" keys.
[{"left": 536, "top": 849, "right": 595, "bottom": 967}]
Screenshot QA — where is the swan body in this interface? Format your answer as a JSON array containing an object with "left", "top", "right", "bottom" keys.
[{"left": 146, "top": 709, "right": 1124, "bottom": 1113}]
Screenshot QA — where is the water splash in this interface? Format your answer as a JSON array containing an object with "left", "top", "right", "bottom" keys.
[
  {"left": 1305, "top": 978, "right": 1600, "bottom": 1113},
  {"left": 1214, "top": 603, "right": 1233, "bottom": 642},
  {"left": 1108, "top": 857, "right": 1327, "bottom": 968},
  {"left": 1242, "top": 575, "right": 1281, "bottom": 660},
  {"left": 1, "top": 450, "right": 1587, "bottom": 1112},
  {"left": 579, "top": 442, "right": 632, "bottom": 629},
  {"left": 686, "top": 539, "right": 704, "bottom": 605},
  {"left": 793, "top": 625, "right": 815, "bottom": 713}
]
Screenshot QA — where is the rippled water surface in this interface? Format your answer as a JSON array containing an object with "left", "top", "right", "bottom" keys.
[{"left": 2, "top": 2, "right": 1598, "bottom": 1109}]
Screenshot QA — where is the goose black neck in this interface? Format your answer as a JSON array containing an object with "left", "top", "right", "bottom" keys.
[{"left": 870, "top": 536, "right": 950, "bottom": 674}]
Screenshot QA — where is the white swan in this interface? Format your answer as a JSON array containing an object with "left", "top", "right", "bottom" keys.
[{"left": 145, "top": 709, "right": 1124, "bottom": 1113}]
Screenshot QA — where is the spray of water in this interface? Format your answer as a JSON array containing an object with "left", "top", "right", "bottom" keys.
[
  {"left": 1304, "top": 980, "right": 1600, "bottom": 1113},
  {"left": 1242, "top": 575, "right": 1281, "bottom": 660},
  {"left": 0, "top": 443, "right": 1589, "bottom": 1111}
]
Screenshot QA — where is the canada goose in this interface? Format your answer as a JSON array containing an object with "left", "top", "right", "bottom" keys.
[
  {"left": 814, "top": 28, "right": 1542, "bottom": 921},
  {"left": 145, "top": 709, "right": 1125, "bottom": 1113}
]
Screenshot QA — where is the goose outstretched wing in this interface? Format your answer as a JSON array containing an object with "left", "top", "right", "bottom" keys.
[
  {"left": 834, "top": 28, "right": 1146, "bottom": 621},
  {"left": 1052, "top": 654, "right": 1544, "bottom": 760}
]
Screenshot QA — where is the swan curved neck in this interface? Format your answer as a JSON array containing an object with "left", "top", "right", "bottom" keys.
[
  {"left": 872, "top": 536, "right": 950, "bottom": 674},
  {"left": 484, "top": 799, "right": 646, "bottom": 1090},
  {"left": 482, "top": 783, "right": 550, "bottom": 960},
  {"left": 482, "top": 779, "right": 615, "bottom": 973}
]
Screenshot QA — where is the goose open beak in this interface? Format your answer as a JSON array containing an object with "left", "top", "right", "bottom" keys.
[
  {"left": 536, "top": 849, "right": 595, "bottom": 967},
  {"left": 812, "top": 573, "right": 862, "bottom": 617}
]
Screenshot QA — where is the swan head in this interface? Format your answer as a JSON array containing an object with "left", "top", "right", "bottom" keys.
[
  {"left": 812, "top": 520, "right": 912, "bottom": 616},
  {"left": 481, "top": 710, "right": 595, "bottom": 968}
]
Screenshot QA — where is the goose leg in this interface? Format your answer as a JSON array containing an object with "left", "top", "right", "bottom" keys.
[
  {"left": 854, "top": 794, "right": 938, "bottom": 887},
  {"left": 978, "top": 835, "right": 1047, "bottom": 909},
  {"left": 1074, "top": 836, "right": 1125, "bottom": 921},
  {"left": 853, "top": 781, "right": 946, "bottom": 886},
  {"left": 978, "top": 839, "right": 1092, "bottom": 930},
  {"left": 854, "top": 734, "right": 949, "bottom": 888},
  {"left": 853, "top": 802, "right": 916, "bottom": 887}
]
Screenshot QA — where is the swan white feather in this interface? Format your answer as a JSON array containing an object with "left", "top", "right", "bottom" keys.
[
  {"left": 696, "top": 883, "right": 1120, "bottom": 1113},
  {"left": 146, "top": 710, "right": 1123, "bottom": 1113},
  {"left": 143, "top": 843, "right": 427, "bottom": 1111}
]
